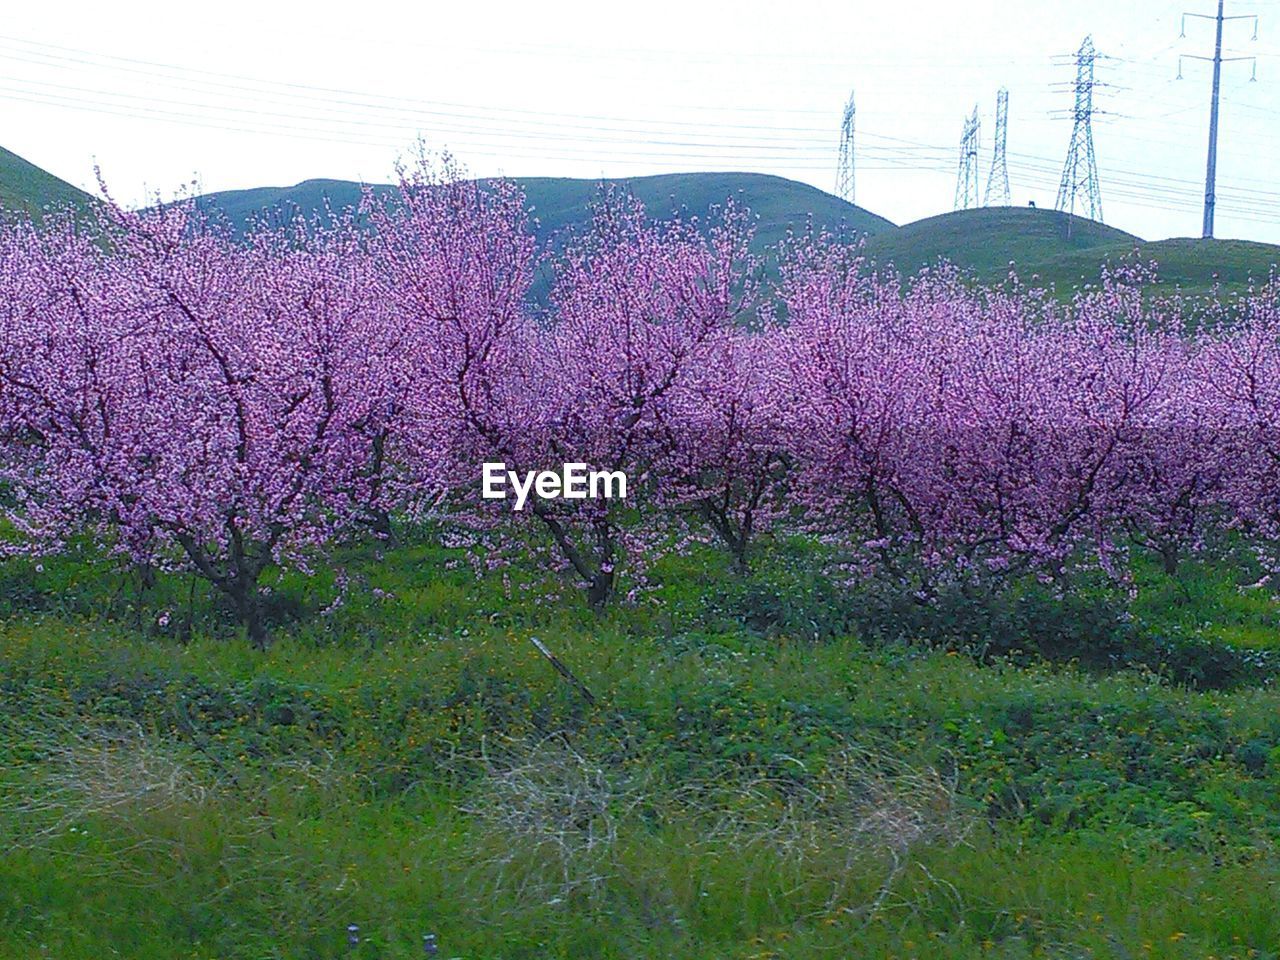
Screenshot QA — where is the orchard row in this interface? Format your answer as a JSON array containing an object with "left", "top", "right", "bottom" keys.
[{"left": 1, "top": 162, "right": 1278, "bottom": 642}]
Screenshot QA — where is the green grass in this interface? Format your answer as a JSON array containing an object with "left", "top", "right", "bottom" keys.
[
  {"left": 1131, "top": 554, "right": 1280, "bottom": 651},
  {"left": 6, "top": 142, "right": 1274, "bottom": 304},
  {"left": 861, "top": 206, "right": 1137, "bottom": 281},
  {"left": 1041, "top": 237, "right": 1280, "bottom": 302},
  {"left": 861, "top": 207, "right": 1280, "bottom": 300},
  {"left": 2, "top": 535, "right": 1280, "bottom": 958},
  {"left": 193, "top": 171, "right": 893, "bottom": 252},
  {"left": 0, "top": 145, "right": 96, "bottom": 220}
]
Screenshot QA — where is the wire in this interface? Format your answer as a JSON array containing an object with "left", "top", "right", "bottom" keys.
[{"left": 2, "top": 27, "right": 1277, "bottom": 236}]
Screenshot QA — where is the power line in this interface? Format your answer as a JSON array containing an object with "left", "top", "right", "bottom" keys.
[
  {"left": 11, "top": 79, "right": 1280, "bottom": 226},
  {"left": 6, "top": 31, "right": 1279, "bottom": 157},
  {"left": 10, "top": 72, "right": 1280, "bottom": 214},
  {"left": 3, "top": 34, "right": 1280, "bottom": 231}
]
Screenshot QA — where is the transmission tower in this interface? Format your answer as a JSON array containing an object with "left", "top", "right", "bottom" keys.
[
  {"left": 836, "top": 90, "right": 856, "bottom": 204},
  {"left": 1055, "top": 36, "right": 1104, "bottom": 223},
  {"left": 1179, "top": 0, "right": 1259, "bottom": 238},
  {"left": 953, "top": 105, "right": 980, "bottom": 211},
  {"left": 984, "top": 88, "right": 1011, "bottom": 206}
]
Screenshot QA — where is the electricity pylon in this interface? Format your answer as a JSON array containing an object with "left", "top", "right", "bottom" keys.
[
  {"left": 836, "top": 90, "right": 856, "bottom": 204},
  {"left": 984, "top": 88, "right": 1011, "bottom": 206},
  {"left": 1055, "top": 36, "right": 1104, "bottom": 223},
  {"left": 953, "top": 105, "right": 980, "bottom": 211}
]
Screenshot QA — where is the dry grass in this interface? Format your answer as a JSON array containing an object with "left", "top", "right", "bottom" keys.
[
  {"left": 1, "top": 711, "right": 209, "bottom": 850},
  {"left": 680, "top": 743, "right": 969, "bottom": 859},
  {"left": 459, "top": 734, "right": 971, "bottom": 916},
  {"left": 459, "top": 735, "right": 651, "bottom": 902}
]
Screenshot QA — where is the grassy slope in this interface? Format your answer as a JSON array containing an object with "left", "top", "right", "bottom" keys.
[
  {"left": 195, "top": 172, "right": 894, "bottom": 250},
  {"left": 512, "top": 171, "right": 894, "bottom": 248},
  {"left": 1039, "top": 237, "right": 1280, "bottom": 297},
  {"left": 861, "top": 206, "right": 1138, "bottom": 283},
  {"left": 2, "top": 538, "right": 1280, "bottom": 959},
  {"left": 195, "top": 185, "right": 1280, "bottom": 301},
  {"left": 0, "top": 145, "right": 96, "bottom": 219},
  {"left": 5, "top": 142, "right": 1271, "bottom": 301},
  {"left": 863, "top": 206, "right": 1280, "bottom": 298}
]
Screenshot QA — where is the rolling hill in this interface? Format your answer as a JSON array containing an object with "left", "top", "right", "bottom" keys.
[
  {"left": 1034, "top": 236, "right": 1280, "bottom": 296},
  {"left": 1, "top": 143, "right": 1276, "bottom": 298},
  {"left": 862, "top": 206, "right": 1280, "bottom": 297},
  {"left": 861, "top": 206, "right": 1138, "bottom": 280},
  {"left": 193, "top": 171, "right": 895, "bottom": 250},
  {"left": 0, "top": 145, "right": 95, "bottom": 219},
  {"left": 176, "top": 175, "right": 1280, "bottom": 298}
]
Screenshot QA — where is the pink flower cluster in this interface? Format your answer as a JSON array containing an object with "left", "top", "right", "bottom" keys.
[{"left": 1, "top": 159, "right": 1278, "bottom": 640}]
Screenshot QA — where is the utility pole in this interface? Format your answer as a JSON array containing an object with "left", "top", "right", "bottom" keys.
[
  {"left": 954, "top": 105, "right": 980, "bottom": 211},
  {"left": 836, "top": 90, "right": 856, "bottom": 205},
  {"left": 984, "top": 88, "right": 1011, "bottom": 206},
  {"left": 1180, "top": 1, "right": 1258, "bottom": 238},
  {"left": 1055, "top": 36, "right": 1104, "bottom": 226}
]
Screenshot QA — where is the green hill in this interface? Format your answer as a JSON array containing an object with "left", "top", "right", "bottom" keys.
[
  {"left": 511, "top": 172, "right": 893, "bottom": 247},
  {"left": 0, "top": 145, "right": 96, "bottom": 219},
  {"left": 3, "top": 143, "right": 1275, "bottom": 299},
  {"left": 1036, "top": 236, "right": 1280, "bottom": 296},
  {"left": 194, "top": 172, "right": 894, "bottom": 250},
  {"left": 863, "top": 206, "right": 1280, "bottom": 297},
  {"left": 861, "top": 206, "right": 1138, "bottom": 282}
]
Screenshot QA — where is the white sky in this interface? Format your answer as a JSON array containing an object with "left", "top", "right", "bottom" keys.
[{"left": 1, "top": 0, "right": 1278, "bottom": 242}]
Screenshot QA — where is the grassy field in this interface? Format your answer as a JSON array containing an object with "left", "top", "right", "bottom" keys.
[
  {"left": 859, "top": 206, "right": 1137, "bottom": 282},
  {"left": 1037, "top": 237, "right": 1280, "bottom": 301},
  {"left": 2, "top": 532, "right": 1280, "bottom": 959}
]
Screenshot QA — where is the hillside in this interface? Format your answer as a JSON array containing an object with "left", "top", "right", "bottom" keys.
[
  {"left": 1038, "top": 236, "right": 1280, "bottom": 295},
  {"left": 863, "top": 206, "right": 1280, "bottom": 296},
  {"left": 194, "top": 171, "right": 894, "bottom": 249},
  {"left": 512, "top": 171, "right": 893, "bottom": 246},
  {"left": 2, "top": 144, "right": 1274, "bottom": 298},
  {"left": 0, "top": 145, "right": 95, "bottom": 218},
  {"left": 860, "top": 206, "right": 1138, "bottom": 282}
]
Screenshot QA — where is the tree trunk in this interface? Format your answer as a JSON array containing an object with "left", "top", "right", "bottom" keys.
[
  {"left": 172, "top": 530, "right": 269, "bottom": 648},
  {"left": 586, "top": 570, "right": 614, "bottom": 610},
  {"left": 363, "top": 507, "right": 396, "bottom": 545},
  {"left": 134, "top": 560, "right": 157, "bottom": 591},
  {"left": 225, "top": 570, "right": 268, "bottom": 649}
]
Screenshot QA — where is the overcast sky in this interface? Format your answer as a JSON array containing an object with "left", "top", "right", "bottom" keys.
[{"left": 1, "top": 0, "right": 1277, "bottom": 243}]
